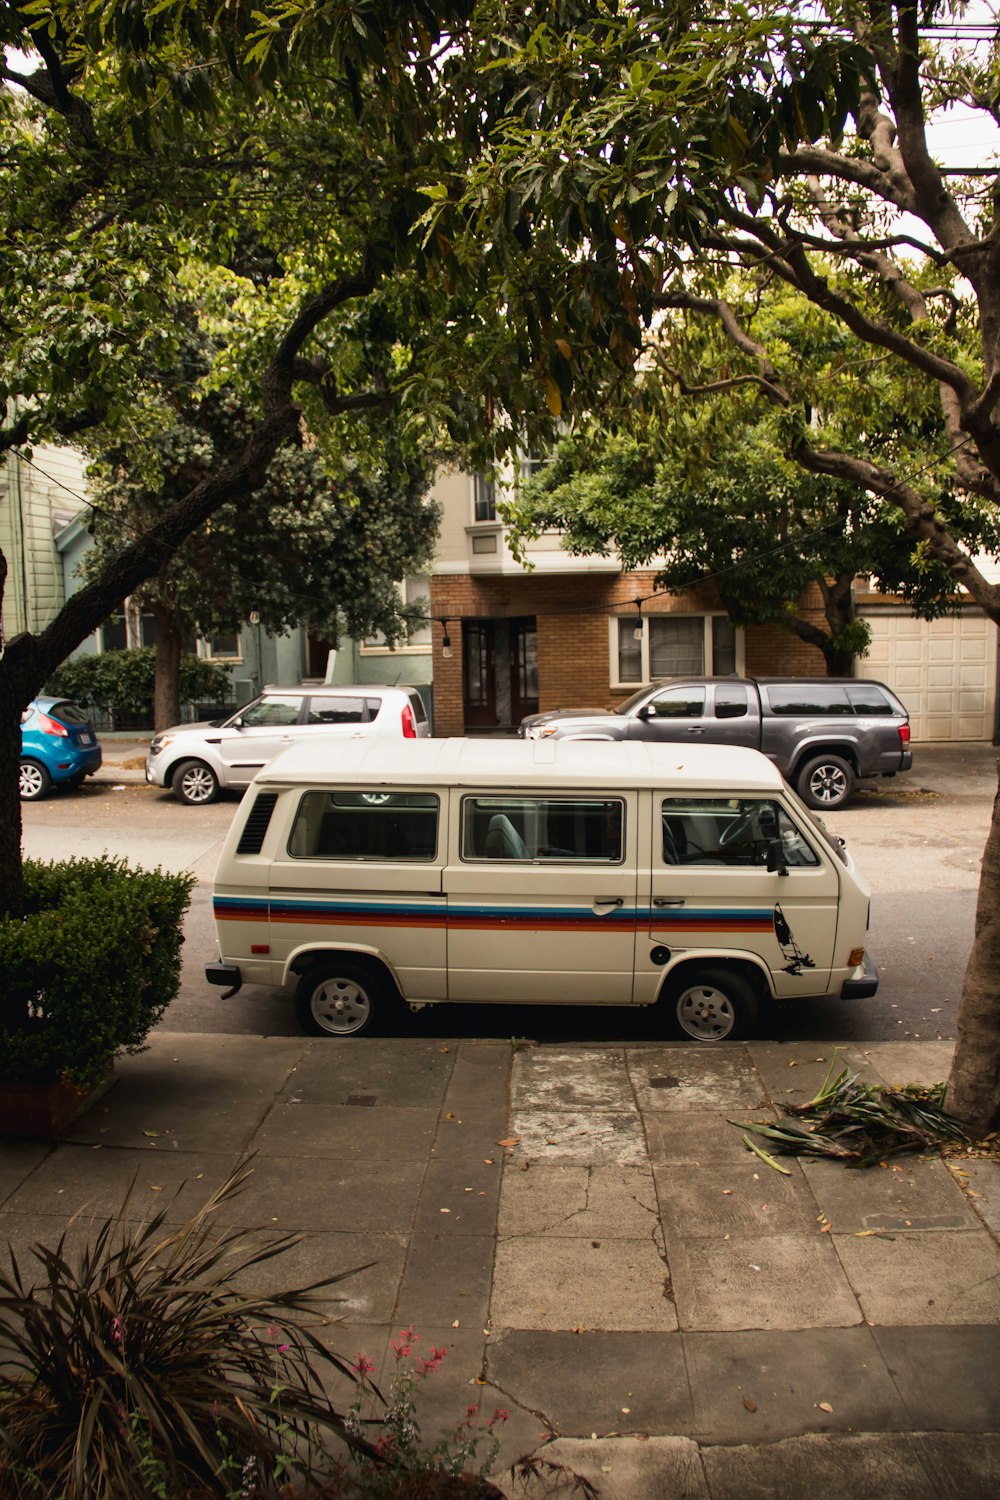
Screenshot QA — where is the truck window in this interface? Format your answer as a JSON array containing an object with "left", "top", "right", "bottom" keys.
[
  {"left": 462, "top": 797, "right": 625, "bottom": 862},
  {"left": 646, "top": 686, "right": 706, "bottom": 718},
  {"left": 714, "top": 684, "right": 749, "bottom": 719},
  {"left": 846, "top": 684, "right": 894, "bottom": 715},
  {"left": 288, "top": 791, "right": 439, "bottom": 860},
  {"left": 660, "top": 797, "right": 819, "bottom": 867},
  {"left": 764, "top": 685, "right": 853, "bottom": 716}
]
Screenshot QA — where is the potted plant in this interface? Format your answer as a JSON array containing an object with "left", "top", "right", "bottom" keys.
[{"left": 0, "top": 857, "right": 193, "bottom": 1136}]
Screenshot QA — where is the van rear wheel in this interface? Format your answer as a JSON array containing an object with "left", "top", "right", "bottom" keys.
[
  {"left": 669, "top": 966, "right": 758, "bottom": 1043},
  {"left": 295, "top": 960, "right": 389, "bottom": 1038}
]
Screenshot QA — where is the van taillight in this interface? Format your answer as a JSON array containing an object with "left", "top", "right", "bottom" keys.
[
  {"left": 899, "top": 722, "right": 910, "bottom": 747},
  {"left": 401, "top": 704, "right": 416, "bottom": 738}
]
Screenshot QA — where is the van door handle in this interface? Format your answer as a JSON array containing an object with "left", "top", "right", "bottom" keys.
[
  {"left": 594, "top": 896, "right": 624, "bottom": 907},
  {"left": 653, "top": 897, "right": 686, "bottom": 907}
]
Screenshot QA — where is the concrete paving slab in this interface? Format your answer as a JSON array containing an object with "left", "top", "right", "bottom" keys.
[
  {"left": 906, "top": 1429, "right": 1000, "bottom": 1498},
  {"left": 249, "top": 1101, "right": 440, "bottom": 1161},
  {"left": 232, "top": 1228, "right": 407, "bottom": 1324},
  {"left": 485, "top": 1329, "right": 695, "bottom": 1436},
  {"left": 0, "top": 1141, "right": 51, "bottom": 1207},
  {"left": 1, "top": 1146, "right": 244, "bottom": 1225},
  {"left": 947, "top": 1157, "right": 1000, "bottom": 1236},
  {"left": 233, "top": 1154, "right": 427, "bottom": 1233},
  {"left": 279, "top": 1037, "right": 456, "bottom": 1105},
  {"left": 801, "top": 1154, "right": 980, "bottom": 1233},
  {"left": 683, "top": 1326, "right": 908, "bottom": 1442},
  {"left": 654, "top": 1160, "right": 823, "bottom": 1242},
  {"left": 498, "top": 1164, "right": 659, "bottom": 1239},
  {"left": 668, "top": 1232, "right": 862, "bottom": 1331},
  {"left": 747, "top": 1041, "right": 879, "bottom": 1107},
  {"left": 833, "top": 1228, "right": 1000, "bottom": 1324},
  {"left": 510, "top": 1048, "right": 633, "bottom": 1111},
  {"left": 116, "top": 1030, "right": 307, "bottom": 1098},
  {"left": 393, "top": 1232, "right": 495, "bottom": 1328},
  {"left": 412, "top": 1157, "right": 500, "bottom": 1236},
  {"left": 507, "top": 1108, "right": 648, "bottom": 1166},
  {"left": 429, "top": 1107, "right": 512, "bottom": 1161},
  {"left": 491, "top": 1235, "right": 676, "bottom": 1332},
  {"left": 857, "top": 1040, "right": 956, "bottom": 1088},
  {"left": 872, "top": 1324, "right": 1000, "bottom": 1429},
  {"left": 440, "top": 1043, "right": 513, "bottom": 1109},
  {"left": 628, "top": 1046, "right": 768, "bottom": 1112},
  {"left": 700, "top": 1430, "right": 944, "bottom": 1500},
  {"left": 496, "top": 1435, "right": 710, "bottom": 1500},
  {"left": 644, "top": 1109, "right": 777, "bottom": 1165},
  {"left": 0, "top": 1209, "right": 117, "bottom": 1276},
  {"left": 66, "top": 1097, "right": 269, "bottom": 1154}
]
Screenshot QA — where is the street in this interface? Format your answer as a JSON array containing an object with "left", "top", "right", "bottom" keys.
[{"left": 20, "top": 742, "right": 997, "bottom": 1044}]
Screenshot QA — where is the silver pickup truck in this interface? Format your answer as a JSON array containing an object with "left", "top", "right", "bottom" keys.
[{"left": 519, "top": 675, "right": 912, "bottom": 810}]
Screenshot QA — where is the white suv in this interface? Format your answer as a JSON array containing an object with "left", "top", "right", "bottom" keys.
[{"left": 145, "top": 684, "right": 430, "bottom": 804}]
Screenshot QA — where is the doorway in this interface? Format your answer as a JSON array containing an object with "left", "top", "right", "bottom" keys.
[{"left": 462, "top": 617, "right": 538, "bottom": 731}]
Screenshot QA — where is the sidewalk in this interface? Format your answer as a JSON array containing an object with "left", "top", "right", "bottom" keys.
[{"left": 1, "top": 1033, "right": 998, "bottom": 1497}]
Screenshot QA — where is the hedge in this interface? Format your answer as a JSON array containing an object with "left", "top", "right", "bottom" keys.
[{"left": 0, "top": 858, "right": 195, "bottom": 1086}]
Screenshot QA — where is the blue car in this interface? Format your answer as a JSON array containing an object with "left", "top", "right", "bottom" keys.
[{"left": 19, "top": 697, "right": 103, "bottom": 801}]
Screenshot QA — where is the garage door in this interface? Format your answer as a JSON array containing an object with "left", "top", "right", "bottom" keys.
[{"left": 859, "top": 609, "right": 997, "bottom": 741}]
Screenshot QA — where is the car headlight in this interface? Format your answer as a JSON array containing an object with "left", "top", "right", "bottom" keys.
[{"left": 150, "top": 734, "right": 175, "bottom": 754}]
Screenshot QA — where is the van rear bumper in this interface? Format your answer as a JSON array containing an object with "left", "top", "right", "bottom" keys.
[
  {"left": 206, "top": 961, "right": 243, "bottom": 998},
  {"left": 840, "top": 952, "right": 878, "bottom": 1000}
]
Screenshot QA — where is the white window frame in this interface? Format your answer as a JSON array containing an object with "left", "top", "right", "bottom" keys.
[
  {"left": 196, "top": 632, "right": 244, "bottom": 664},
  {"left": 609, "top": 614, "right": 743, "bottom": 689},
  {"left": 360, "top": 575, "right": 433, "bottom": 656}
]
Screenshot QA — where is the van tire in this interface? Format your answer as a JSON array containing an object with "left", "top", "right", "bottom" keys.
[
  {"left": 668, "top": 966, "right": 758, "bottom": 1043},
  {"left": 295, "top": 959, "right": 390, "bottom": 1038},
  {"left": 796, "top": 754, "right": 855, "bottom": 810},
  {"left": 172, "top": 759, "right": 220, "bottom": 805}
]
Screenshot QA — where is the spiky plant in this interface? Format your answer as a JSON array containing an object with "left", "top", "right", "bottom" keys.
[{"left": 0, "top": 1161, "right": 371, "bottom": 1499}]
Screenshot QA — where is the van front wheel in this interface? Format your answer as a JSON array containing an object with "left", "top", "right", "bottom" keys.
[
  {"left": 669, "top": 967, "right": 758, "bottom": 1043},
  {"left": 295, "top": 960, "right": 388, "bottom": 1038}
]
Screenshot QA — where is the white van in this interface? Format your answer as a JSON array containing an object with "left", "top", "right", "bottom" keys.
[{"left": 206, "top": 738, "right": 877, "bottom": 1042}]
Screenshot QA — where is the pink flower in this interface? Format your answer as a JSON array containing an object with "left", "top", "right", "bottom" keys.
[
  {"left": 111, "top": 1315, "right": 124, "bottom": 1348},
  {"left": 391, "top": 1322, "right": 418, "bottom": 1359},
  {"left": 489, "top": 1408, "right": 510, "bottom": 1427},
  {"left": 352, "top": 1353, "right": 375, "bottom": 1376}
]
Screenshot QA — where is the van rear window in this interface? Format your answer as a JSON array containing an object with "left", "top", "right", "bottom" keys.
[
  {"left": 461, "top": 797, "right": 624, "bottom": 862},
  {"left": 288, "top": 791, "right": 439, "bottom": 861}
]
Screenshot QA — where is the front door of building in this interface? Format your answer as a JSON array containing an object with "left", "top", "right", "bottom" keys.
[
  {"left": 463, "top": 617, "right": 538, "bottom": 731},
  {"left": 462, "top": 621, "right": 497, "bottom": 729}
]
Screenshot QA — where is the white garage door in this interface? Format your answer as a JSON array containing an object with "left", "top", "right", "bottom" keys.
[{"left": 859, "top": 609, "right": 997, "bottom": 741}]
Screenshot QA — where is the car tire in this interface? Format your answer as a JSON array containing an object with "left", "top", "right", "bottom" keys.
[
  {"left": 796, "top": 754, "right": 856, "bottom": 810},
  {"left": 172, "top": 759, "right": 220, "bottom": 805},
  {"left": 19, "top": 759, "right": 51, "bottom": 801},
  {"left": 667, "top": 965, "right": 758, "bottom": 1043},
  {"left": 295, "top": 959, "right": 393, "bottom": 1038}
]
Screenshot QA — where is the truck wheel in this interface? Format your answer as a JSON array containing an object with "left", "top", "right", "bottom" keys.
[
  {"left": 669, "top": 966, "right": 758, "bottom": 1042},
  {"left": 19, "top": 759, "right": 51, "bottom": 801},
  {"left": 172, "top": 759, "right": 219, "bottom": 805},
  {"left": 796, "top": 754, "right": 856, "bottom": 810},
  {"left": 295, "top": 960, "right": 390, "bottom": 1037}
]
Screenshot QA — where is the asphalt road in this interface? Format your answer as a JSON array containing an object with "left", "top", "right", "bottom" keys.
[{"left": 19, "top": 741, "right": 998, "bottom": 1045}]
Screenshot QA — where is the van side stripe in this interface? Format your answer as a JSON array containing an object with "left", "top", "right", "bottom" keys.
[{"left": 215, "top": 897, "right": 775, "bottom": 933}]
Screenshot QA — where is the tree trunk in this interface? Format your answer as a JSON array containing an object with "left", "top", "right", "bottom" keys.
[
  {"left": 0, "top": 667, "right": 26, "bottom": 917},
  {"left": 153, "top": 605, "right": 183, "bottom": 730},
  {"left": 947, "top": 765, "right": 1000, "bottom": 1137}
]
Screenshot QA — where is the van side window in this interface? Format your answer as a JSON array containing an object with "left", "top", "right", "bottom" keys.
[
  {"left": 462, "top": 797, "right": 625, "bottom": 862},
  {"left": 660, "top": 797, "right": 819, "bottom": 867},
  {"left": 288, "top": 791, "right": 439, "bottom": 860}
]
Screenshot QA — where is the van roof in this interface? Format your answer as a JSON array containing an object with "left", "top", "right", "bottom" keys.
[{"left": 256, "top": 737, "right": 786, "bottom": 793}]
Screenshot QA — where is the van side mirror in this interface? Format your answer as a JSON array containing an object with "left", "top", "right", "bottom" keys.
[{"left": 766, "top": 839, "right": 789, "bottom": 875}]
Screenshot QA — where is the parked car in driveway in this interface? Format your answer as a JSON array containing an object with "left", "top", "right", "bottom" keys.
[
  {"left": 146, "top": 684, "right": 430, "bottom": 804},
  {"left": 520, "top": 676, "right": 912, "bottom": 810},
  {"left": 19, "top": 697, "right": 103, "bottom": 801}
]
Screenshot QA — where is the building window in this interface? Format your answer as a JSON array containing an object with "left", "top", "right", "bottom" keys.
[
  {"left": 361, "top": 575, "right": 432, "bottom": 653},
  {"left": 613, "top": 614, "right": 740, "bottom": 686},
  {"left": 473, "top": 474, "right": 496, "bottom": 522},
  {"left": 199, "top": 631, "right": 242, "bottom": 661}
]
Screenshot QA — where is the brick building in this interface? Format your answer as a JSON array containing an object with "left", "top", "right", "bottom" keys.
[{"left": 428, "top": 470, "right": 833, "bottom": 737}]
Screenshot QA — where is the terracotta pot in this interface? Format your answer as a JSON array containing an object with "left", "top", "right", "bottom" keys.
[{"left": 0, "top": 1067, "right": 116, "bottom": 1140}]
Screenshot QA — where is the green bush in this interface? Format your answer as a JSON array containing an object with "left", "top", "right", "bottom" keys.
[
  {"left": 46, "top": 647, "right": 232, "bottom": 720},
  {"left": 0, "top": 858, "right": 194, "bottom": 1086}
]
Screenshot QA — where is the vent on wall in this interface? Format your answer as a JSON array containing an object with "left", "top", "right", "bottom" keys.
[{"left": 236, "top": 792, "right": 279, "bottom": 855}]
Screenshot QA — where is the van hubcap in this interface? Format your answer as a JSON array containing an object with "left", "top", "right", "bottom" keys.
[
  {"left": 311, "top": 978, "right": 371, "bottom": 1035},
  {"left": 676, "top": 985, "right": 736, "bottom": 1041}
]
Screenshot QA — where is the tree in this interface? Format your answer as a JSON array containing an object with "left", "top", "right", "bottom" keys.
[
  {"left": 82, "top": 322, "right": 438, "bottom": 728},
  {"left": 450, "top": 0, "right": 1000, "bottom": 1130}
]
